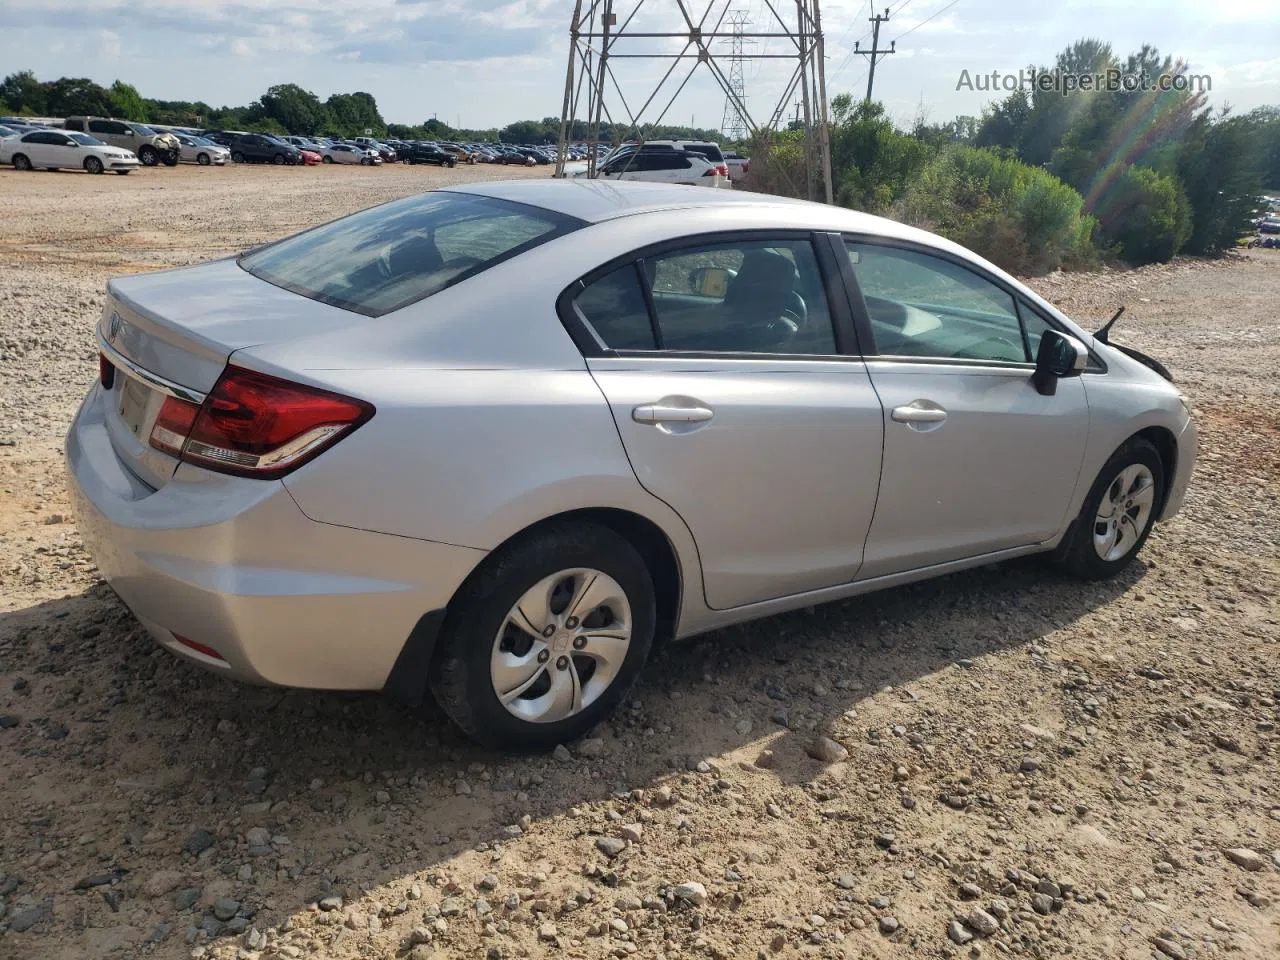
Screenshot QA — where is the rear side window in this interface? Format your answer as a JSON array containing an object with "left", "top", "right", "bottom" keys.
[
  {"left": 570, "top": 265, "right": 657, "bottom": 350},
  {"left": 239, "top": 192, "right": 581, "bottom": 317}
]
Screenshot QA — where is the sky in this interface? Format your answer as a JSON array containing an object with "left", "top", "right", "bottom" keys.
[{"left": 0, "top": 0, "right": 1277, "bottom": 131}]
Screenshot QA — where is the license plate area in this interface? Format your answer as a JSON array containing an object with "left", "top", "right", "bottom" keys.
[{"left": 117, "top": 375, "right": 154, "bottom": 439}]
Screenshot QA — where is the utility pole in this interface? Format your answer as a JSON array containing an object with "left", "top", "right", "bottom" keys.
[{"left": 853, "top": 7, "right": 895, "bottom": 103}]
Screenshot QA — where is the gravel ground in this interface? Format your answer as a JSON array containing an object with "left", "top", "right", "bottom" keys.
[{"left": 0, "top": 164, "right": 1277, "bottom": 960}]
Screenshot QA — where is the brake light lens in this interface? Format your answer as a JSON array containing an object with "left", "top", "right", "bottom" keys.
[
  {"left": 702, "top": 164, "right": 729, "bottom": 177},
  {"left": 147, "top": 366, "right": 374, "bottom": 480}
]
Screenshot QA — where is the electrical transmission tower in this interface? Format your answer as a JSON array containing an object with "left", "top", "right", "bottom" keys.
[
  {"left": 555, "top": 0, "right": 833, "bottom": 203},
  {"left": 852, "top": 7, "right": 895, "bottom": 102},
  {"left": 720, "top": 10, "right": 752, "bottom": 141}
]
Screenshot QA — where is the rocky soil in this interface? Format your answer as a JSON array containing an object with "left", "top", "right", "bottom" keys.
[{"left": 0, "top": 163, "right": 1277, "bottom": 960}]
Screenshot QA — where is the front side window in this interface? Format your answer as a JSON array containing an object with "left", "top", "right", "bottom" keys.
[
  {"left": 571, "top": 238, "right": 836, "bottom": 356},
  {"left": 240, "top": 192, "right": 580, "bottom": 317},
  {"left": 846, "top": 241, "right": 1027, "bottom": 363}
]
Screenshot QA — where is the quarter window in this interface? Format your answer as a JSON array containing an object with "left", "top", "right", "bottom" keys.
[{"left": 847, "top": 241, "right": 1028, "bottom": 363}]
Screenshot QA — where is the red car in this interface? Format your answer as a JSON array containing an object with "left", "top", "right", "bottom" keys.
[{"left": 300, "top": 149, "right": 322, "bottom": 166}]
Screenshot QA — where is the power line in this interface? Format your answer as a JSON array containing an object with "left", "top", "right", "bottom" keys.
[{"left": 894, "top": 0, "right": 962, "bottom": 42}]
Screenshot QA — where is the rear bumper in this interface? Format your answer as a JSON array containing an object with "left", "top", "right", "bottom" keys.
[{"left": 65, "top": 383, "right": 485, "bottom": 690}]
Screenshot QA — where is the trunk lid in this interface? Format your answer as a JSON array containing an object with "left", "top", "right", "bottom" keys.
[{"left": 98, "top": 257, "right": 365, "bottom": 489}]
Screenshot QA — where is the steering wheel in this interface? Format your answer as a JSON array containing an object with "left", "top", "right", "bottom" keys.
[{"left": 782, "top": 290, "right": 808, "bottom": 329}]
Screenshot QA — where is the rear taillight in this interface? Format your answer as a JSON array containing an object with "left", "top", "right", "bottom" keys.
[
  {"left": 147, "top": 366, "right": 373, "bottom": 480},
  {"left": 703, "top": 164, "right": 729, "bottom": 177},
  {"left": 99, "top": 353, "right": 115, "bottom": 390}
]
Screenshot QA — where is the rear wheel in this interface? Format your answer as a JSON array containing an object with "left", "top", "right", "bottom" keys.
[
  {"left": 1055, "top": 438, "right": 1164, "bottom": 580},
  {"left": 12, "top": 154, "right": 31, "bottom": 171},
  {"left": 231, "top": 151, "right": 244, "bottom": 164},
  {"left": 84, "top": 156, "right": 104, "bottom": 175},
  {"left": 138, "top": 146, "right": 159, "bottom": 166},
  {"left": 430, "top": 522, "right": 655, "bottom": 751}
]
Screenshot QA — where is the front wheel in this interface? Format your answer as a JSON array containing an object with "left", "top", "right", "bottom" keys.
[
  {"left": 197, "top": 153, "right": 211, "bottom": 166},
  {"left": 138, "top": 146, "right": 158, "bottom": 166},
  {"left": 116, "top": 170, "right": 130, "bottom": 175},
  {"left": 84, "top": 156, "right": 104, "bottom": 175},
  {"left": 430, "top": 522, "right": 656, "bottom": 751},
  {"left": 322, "top": 155, "right": 333, "bottom": 163},
  {"left": 1054, "top": 438, "right": 1164, "bottom": 580}
]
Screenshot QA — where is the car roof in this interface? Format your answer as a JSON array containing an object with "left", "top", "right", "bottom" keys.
[{"left": 447, "top": 179, "right": 916, "bottom": 235}]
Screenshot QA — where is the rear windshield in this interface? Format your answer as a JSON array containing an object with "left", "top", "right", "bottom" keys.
[{"left": 239, "top": 192, "right": 581, "bottom": 317}]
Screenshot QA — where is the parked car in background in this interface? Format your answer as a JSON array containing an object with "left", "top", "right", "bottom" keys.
[
  {"left": 2, "top": 129, "right": 138, "bottom": 174},
  {"left": 0, "top": 124, "right": 22, "bottom": 139},
  {"left": 201, "top": 130, "right": 248, "bottom": 149},
  {"left": 403, "top": 143, "right": 457, "bottom": 167},
  {"left": 282, "top": 136, "right": 324, "bottom": 152},
  {"left": 723, "top": 150, "right": 750, "bottom": 180},
  {"left": 64, "top": 117, "right": 179, "bottom": 166},
  {"left": 174, "top": 134, "right": 229, "bottom": 166},
  {"left": 321, "top": 143, "right": 381, "bottom": 165},
  {"left": 299, "top": 148, "right": 322, "bottom": 166},
  {"left": 69, "top": 181, "right": 1195, "bottom": 751},
  {"left": 575, "top": 145, "right": 730, "bottom": 188},
  {"left": 230, "top": 134, "right": 301, "bottom": 165},
  {"left": 1260, "top": 216, "right": 1280, "bottom": 235}
]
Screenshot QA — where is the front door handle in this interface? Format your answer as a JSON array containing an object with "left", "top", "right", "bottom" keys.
[
  {"left": 633, "top": 403, "right": 714, "bottom": 424},
  {"left": 891, "top": 401, "right": 948, "bottom": 425}
]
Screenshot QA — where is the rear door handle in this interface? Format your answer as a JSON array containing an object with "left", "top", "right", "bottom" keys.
[
  {"left": 891, "top": 401, "right": 948, "bottom": 424},
  {"left": 633, "top": 403, "right": 714, "bottom": 424}
]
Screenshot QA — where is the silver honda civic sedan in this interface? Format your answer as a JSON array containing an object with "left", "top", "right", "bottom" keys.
[{"left": 66, "top": 180, "right": 1195, "bottom": 750}]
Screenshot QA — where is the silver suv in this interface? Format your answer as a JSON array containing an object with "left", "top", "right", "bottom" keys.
[{"left": 64, "top": 117, "right": 180, "bottom": 166}]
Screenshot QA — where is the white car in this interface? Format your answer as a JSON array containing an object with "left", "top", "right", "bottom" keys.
[
  {"left": 321, "top": 143, "right": 382, "bottom": 165},
  {"left": 1, "top": 129, "right": 139, "bottom": 174},
  {"left": 573, "top": 146, "right": 731, "bottom": 188},
  {"left": 174, "top": 134, "right": 229, "bottom": 166},
  {"left": 723, "top": 150, "right": 750, "bottom": 181}
]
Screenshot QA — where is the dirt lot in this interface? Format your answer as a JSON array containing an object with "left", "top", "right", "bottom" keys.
[{"left": 0, "top": 162, "right": 1277, "bottom": 960}]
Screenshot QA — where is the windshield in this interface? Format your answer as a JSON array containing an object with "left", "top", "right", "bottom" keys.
[
  {"left": 239, "top": 192, "right": 582, "bottom": 318},
  {"left": 69, "top": 132, "right": 104, "bottom": 145},
  {"left": 129, "top": 123, "right": 157, "bottom": 136}
]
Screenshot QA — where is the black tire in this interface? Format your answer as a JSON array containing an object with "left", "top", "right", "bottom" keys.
[
  {"left": 1054, "top": 437, "right": 1164, "bottom": 580},
  {"left": 448, "top": 160, "right": 456, "bottom": 168},
  {"left": 116, "top": 170, "right": 130, "bottom": 175},
  {"left": 231, "top": 151, "right": 244, "bottom": 164},
  {"left": 12, "top": 154, "right": 31, "bottom": 171},
  {"left": 272, "top": 153, "right": 285, "bottom": 165},
  {"left": 138, "top": 146, "right": 158, "bottom": 166},
  {"left": 322, "top": 155, "right": 333, "bottom": 164},
  {"left": 197, "top": 153, "right": 211, "bottom": 166},
  {"left": 84, "top": 156, "right": 104, "bottom": 175},
  {"left": 430, "top": 522, "right": 656, "bottom": 752},
  {"left": 162, "top": 154, "right": 178, "bottom": 167}
]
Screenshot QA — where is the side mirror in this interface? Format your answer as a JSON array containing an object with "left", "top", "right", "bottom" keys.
[{"left": 1032, "top": 329, "right": 1088, "bottom": 396}]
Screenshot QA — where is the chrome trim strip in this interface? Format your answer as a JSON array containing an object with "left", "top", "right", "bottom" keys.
[{"left": 96, "top": 330, "right": 207, "bottom": 404}]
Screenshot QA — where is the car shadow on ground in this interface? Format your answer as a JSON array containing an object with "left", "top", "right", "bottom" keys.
[{"left": 0, "top": 554, "right": 1145, "bottom": 946}]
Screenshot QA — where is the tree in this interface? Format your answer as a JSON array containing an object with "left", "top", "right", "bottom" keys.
[
  {"left": 0, "top": 70, "right": 46, "bottom": 114},
  {"left": 252, "top": 83, "right": 325, "bottom": 135},
  {"left": 42, "top": 77, "right": 114, "bottom": 117},
  {"left": 1249, "top": 106, "right": 1280, "bottom": 190},
  {"left": 828, "top": 100, "right": 932, "bottom": 212},
  {"left": 109, "top": 81, "right": 148, "bottom": 121},
  {"left": 1178, "top": 110, "right": 1264, "bottom": 255},
  {"left": 324, "top": 92, "right": 384, "bottom": 137}
]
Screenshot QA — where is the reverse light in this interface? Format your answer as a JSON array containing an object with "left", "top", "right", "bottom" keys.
[{"left": 147, "top": 366, "right": 374, "bottom": 479}]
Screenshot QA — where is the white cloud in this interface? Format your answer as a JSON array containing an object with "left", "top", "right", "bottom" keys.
[{"left": 101, "top": 29, "right": 121, "bottom": 59}]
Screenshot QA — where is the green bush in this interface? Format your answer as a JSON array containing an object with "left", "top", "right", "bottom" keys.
[
  {"left": 898, "top": 146, "right": 1095, "bottom": 274},
  {"left": 1094, "top": 166, "right": 1191, "bottom": 264}
]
